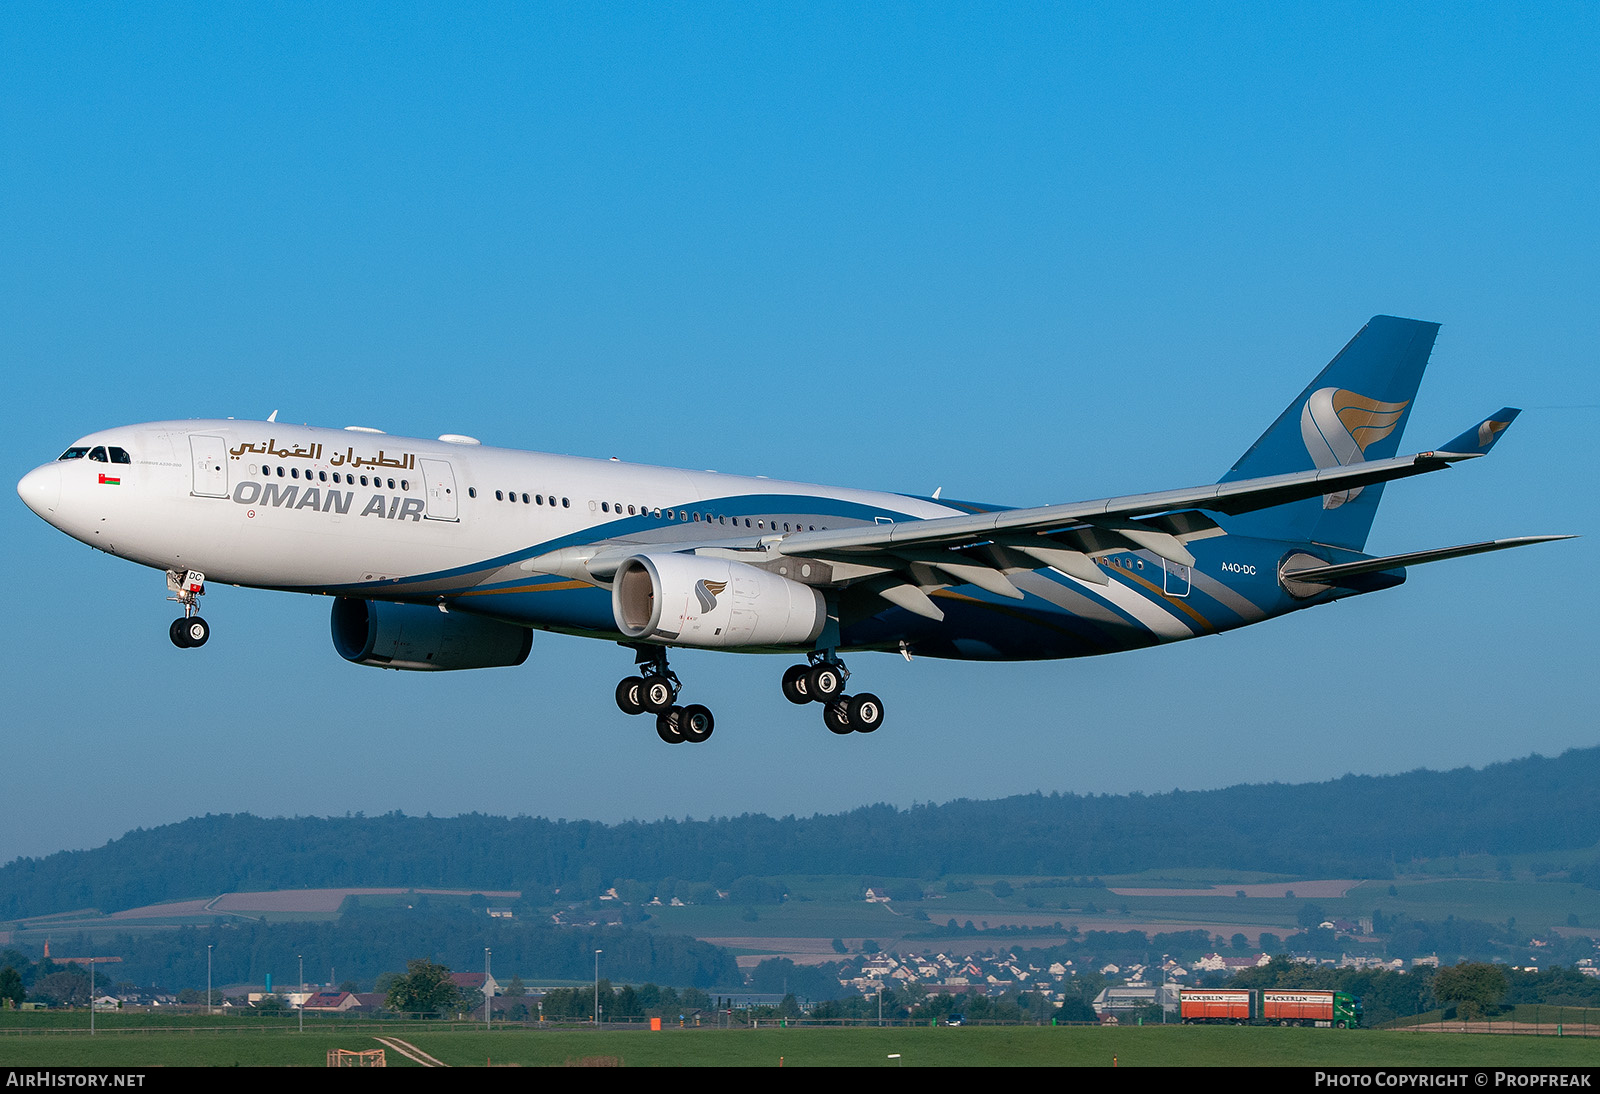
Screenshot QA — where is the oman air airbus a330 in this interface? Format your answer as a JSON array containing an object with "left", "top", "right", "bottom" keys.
[{"left": 17, "top": 316, "right": 1571, "bottom": 744}]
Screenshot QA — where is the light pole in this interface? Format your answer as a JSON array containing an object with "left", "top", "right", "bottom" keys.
[
  {"left": 594, "top": 949, "right": 602, "bottom": 1025},
  {"left": 484, "top": 948, "right": 492, "bottom": 1030},
  {"left": 297, "top": 954, "right": 304, "bottom": 1033},
  {"left": 1160, "top": 956, "right": 1168, "bottom": 1024},
  {"left": 207, "top": 944, "right": 213, "bottom": 1016}
]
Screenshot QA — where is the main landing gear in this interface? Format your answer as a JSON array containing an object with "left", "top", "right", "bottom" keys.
[
  {"left": 781, "top": 653, "right": 884, "bottom": 735},
  {"left": 615, "top": 645, "right": 714, "bottom": 745},
  {"left": 166, "top": 569, "right": 210, "bottom": 649},
  {"left": 616, "top": 647, "right": 885, "bottom": 744}
]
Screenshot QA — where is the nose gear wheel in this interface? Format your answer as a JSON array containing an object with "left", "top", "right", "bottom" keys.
[{"left": 166, "top": 570, "right": 210, "bottom": 649}]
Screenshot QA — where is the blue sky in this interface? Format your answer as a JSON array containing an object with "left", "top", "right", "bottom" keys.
[{"left": 3, "top": 4, "right": 1595, "bottom": 867}]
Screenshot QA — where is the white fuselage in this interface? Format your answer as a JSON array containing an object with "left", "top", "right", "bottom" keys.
[{"left": 20, "top": 419, "right": 957, "bottom": 595}]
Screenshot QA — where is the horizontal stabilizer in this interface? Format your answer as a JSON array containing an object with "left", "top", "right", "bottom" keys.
[
  {"left": 1435, "top": 407, "right": 1521, "bottom": 457},
  {"left": 1281, "top": 535, "right": 1575, "bottom": 586}
]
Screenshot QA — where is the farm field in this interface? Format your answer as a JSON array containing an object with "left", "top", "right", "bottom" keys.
[
  {"left": 2, "top": 1022, "right": 1597, "bottom": 1067},
  {"left": 628, "top": 869, "right": 1600, "bottom": 957},
  {"left": 17, "top": 867, "right": 1600, "bottom": 959}
]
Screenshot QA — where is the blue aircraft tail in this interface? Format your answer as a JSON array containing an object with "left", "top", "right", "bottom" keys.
[{"left": 1219, "top": 315, "right": 1440, "bottom": 551}]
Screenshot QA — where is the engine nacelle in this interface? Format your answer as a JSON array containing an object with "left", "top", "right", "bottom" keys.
[
  {"left": 612, "top": 552, "right": 826, "bottom": 649},
  {"left": 331, "top": 597, "right": 533, "bottom": 671}
]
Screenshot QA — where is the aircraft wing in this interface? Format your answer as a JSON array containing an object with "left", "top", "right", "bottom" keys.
[
  {"left": 778, "top": 449, "right": 1468, "bottom": 562},
  {"left": 777, "top": 408, "right": 1528, "bottom": 571},
  {"left": 522, "top": 413, "right": 1534, "bottom": 623},
  {"left": 531, "top": 448, "right": 1464, "bottom": 611}
]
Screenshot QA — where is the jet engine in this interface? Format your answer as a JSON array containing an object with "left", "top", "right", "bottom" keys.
[
  {"left": 612, "top": 552, "right": 825, "bottom": 648},
  {"left": 331, "top": 597, "right": 533, "bottom": 670}
]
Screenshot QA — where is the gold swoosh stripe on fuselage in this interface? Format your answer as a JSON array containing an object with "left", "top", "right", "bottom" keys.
[
  {"left": 458, "top": 579, "right": 593, "bottom": 597},
  {"left": 1108, "top": 566, "right": 1215, "bottom": 630}
]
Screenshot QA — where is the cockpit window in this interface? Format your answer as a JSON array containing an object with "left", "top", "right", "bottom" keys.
[
  {"left": 89, "top": 447, "right": 109, "bottom": 462},
  {"left": 109, "top": 447, "right": 131, "bottom": 464},
  {"left": 58, "top": 447, "right": 89, "bottom": 461}
]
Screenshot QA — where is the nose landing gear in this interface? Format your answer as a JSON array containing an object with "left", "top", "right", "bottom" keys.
[{"left": 166, "top": 569, "right": 210, "bottom": 648}]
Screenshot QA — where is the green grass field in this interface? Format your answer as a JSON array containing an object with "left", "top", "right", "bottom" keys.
[
  {"left": 627, "top": 869, "right": 1600, "bottom": 947},
  {"left": 18, "top": 867, "right": 1600, "bottom": 947},
  {"left": 2, "top": 1022, "right": 1597, "bottom": 1067}
]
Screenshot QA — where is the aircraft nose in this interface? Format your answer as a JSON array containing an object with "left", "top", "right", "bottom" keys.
[{"left": 17, "top": 463, "right": 62, "bottom": 521}]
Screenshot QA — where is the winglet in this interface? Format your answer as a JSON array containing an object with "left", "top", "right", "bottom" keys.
[{"left": 1435, "top": 408, "right": 1520, "bottom": 457}]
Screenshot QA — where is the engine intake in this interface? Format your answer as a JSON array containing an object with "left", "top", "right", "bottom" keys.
[
  {"left": 331, "top": 597, "right": 533, "bottom": 670},
  {"left": 613, "top": 552, "right": 825, "bottom": 648}
]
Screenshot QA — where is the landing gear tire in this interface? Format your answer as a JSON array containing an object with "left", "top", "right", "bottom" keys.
[
  {"left": 680, "top": 704, "right": 714, "bottom": 743},
  {"left": 807, "top": 663, "right": 845, "bottom": 703},
  {"left": 641, "top": 678, "right": 676, "bottom": 714},
  {"left": 656, "top": 707, "right": 685, "bottom": 744},
  {"left": 848, "top": 693, "right": 884, "bottom": 733},
  {"left": 615, "top": 676, "right": 646, "bottom": 716},
  {"left": 781, "top": 664, "right": 812, "bottom": 705},
  {"left": 824, "top": 699, "right": 854, "bottom": 735},
  {"left": 172, "top": 617, "right": 209, "bottom": 648}
]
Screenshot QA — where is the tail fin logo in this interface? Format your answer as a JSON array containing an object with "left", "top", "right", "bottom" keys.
[
  {"left": 1478, "top": 418, "right": 1511, "bottom": 448},
  {"left": 694, "top": 579, "right": 728, "bottom": 614},
  {"left": 1300, "top": 387, "right": 1410, "bottom": 509}
]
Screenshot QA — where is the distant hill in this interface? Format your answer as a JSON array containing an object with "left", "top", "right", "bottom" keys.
[{"left": 3, "top": 746, "right": 1599, "bottom": 919}]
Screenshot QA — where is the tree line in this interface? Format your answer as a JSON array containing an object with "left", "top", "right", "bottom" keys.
[{"left": 5, "top": 745, "right": 1600, "bottom": 918}]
